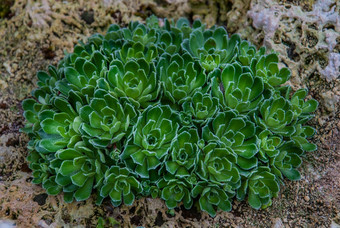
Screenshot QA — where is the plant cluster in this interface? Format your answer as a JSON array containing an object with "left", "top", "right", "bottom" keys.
[{"left": 22, "top": 16, "right": 318, "bottom": 217}]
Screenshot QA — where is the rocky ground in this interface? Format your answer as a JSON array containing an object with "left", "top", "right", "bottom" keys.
[{"left": 0, "top": 0, "right": 339, "bottom": 227}]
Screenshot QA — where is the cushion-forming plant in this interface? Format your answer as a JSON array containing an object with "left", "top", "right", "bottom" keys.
[{"left": 22, "top": 16, "right": 318, "bottom": 217}]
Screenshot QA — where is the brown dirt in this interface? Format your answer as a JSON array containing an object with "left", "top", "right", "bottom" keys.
[{"left": 0, "top": 0, "right": 339, "bottom": 227}]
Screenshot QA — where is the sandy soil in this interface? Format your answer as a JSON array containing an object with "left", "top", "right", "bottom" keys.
[{"left": 0, "top": 0, "right": 339, "bottom": 227}]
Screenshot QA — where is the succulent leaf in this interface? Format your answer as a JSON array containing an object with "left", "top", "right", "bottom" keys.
[
  {"left": 182, "top": 91, "right": 220, "bottom": 126},
  {"left": 158, "top": 52, "right": 207, "bottom": 104},
  {"left": 192, "top": 181, "right": 233, "bottom": 217},
  {"left": 121, "top": 105, "right": 179, "bottom": 179},
  {"left": 107, "top": 58, "right": 160, "bottom": 108},
  {"left": 237, "top": 167, "right": 280, "bottom": 209},
  {"left": 203, "top": 111, "right": 258, "bottom": 170},
  {"left": 270, "top": 141, "right": 304, "bottom": 180},
  {"left": 100, "top": 166, "right": 142, "bottom": 206},
  {"left": 197, "top": 143, "right": 240, "bottom": 186},
  {"left": 211, "top": 63, "right": 264, "bottom": 113},
  {"left": 165, "top": 128, "right": 201, "bottom": 177},
  {"left": 158, "top": 178, "right": 193, "bottom": 209}
]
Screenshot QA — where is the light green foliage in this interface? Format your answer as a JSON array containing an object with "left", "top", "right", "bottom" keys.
[
  {"left": 165, "top": 128, "right": 201, "bottom": 178},
  {"left": 211, "top": 63, "right": 264, "bottom": 113},
  {"left": 158, "top": 53, "right": 206, "bottom": 104},
  {"left": 182, "top": 91, "right": 220, "bottom": 126},
  {"left": 100, "top": 166, "right": 142, "bottom": 206},
  {"left": 237, "top": 167, "right": 280, "bottom": 209},
  {"left": 22, "top": 15, "right": 318, "bottom": 217},
  {"left": 120, "top": 105, "right": 179, "bottom": 180},
  {"left": 192, "top": 181, "right": 234, "bottom": 217},
  {"left": 158, "top": 177, "right": 193, "bottom": 209},
  {"left": 107, "top": 58, "right": 160, "bottom": 108},
  {"left": 197, "top": 143, "right": 240, "bottom": 186}
]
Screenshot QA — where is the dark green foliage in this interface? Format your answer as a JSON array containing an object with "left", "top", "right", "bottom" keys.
[{"left": 22, "top": 16, "right": 318, "bottom": 217}]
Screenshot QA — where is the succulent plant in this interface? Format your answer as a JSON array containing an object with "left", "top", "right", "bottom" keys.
[
  {"left": 254, "top": 97, "right": 295, "bottom": 136},
  {"left": 120, "top": 105, "right": 179, "bottom": 180},
  {"left": 192, "top": 181, "right": 234, "bottom": 217},
  {"left": 270, "top": 141, "right": 304, "bottom": 181},
  {"left": 100, "top": 166, "right": 142, "bottom": 206},
  {"left": 107, "top": 58, "right": 160, "bottom": 108},
  {"left": 256, "top": 129, "right": 282, "bottom": 163},
  {"left": 182, "top": 26, "right": 240, "bottom": 71},
  {"left": 141, "top": 180, "right": 160, "bottom": 198},
  {"left": 22, "top": 16, "right": 318, "bottom": 217},
  {"left": 203, "top": 111, "right": 258, "bottom": 170},
  {"left": 158, "top": 177, "right": 193, "bottom": 209},
  {"left": 158, "top": 53, "right": 207, "bottom": 104},
  {"left": 237, "top": 167, "right": 280, "bottom": 209},
  {"left": 211, "top": 62, "right": 264, "bottom": 113},
  {"left": 165, "top": 128, "right": 201, "bottom": 178},
  {"left": 182, "top": 91, "right": 220, "bottom": 126},
  {"left": 79, "top": 92, "right": 137, "bottom": 148},
  {"left": 237, "top": 40, "right": 265, "bottom": 66},
  {"left": 253, "top": 53, "right": 291, "bottom": 87},
  {"left": 27, "top": 151, "right": 51, "bottom": 184},
  {"left": 197, "top": 143, "right": 240, "bottom": 186}
]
